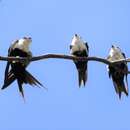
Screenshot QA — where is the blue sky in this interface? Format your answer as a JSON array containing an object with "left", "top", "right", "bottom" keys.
[{"left": 0, "top": 0, "right": 130, "bottom": 129}]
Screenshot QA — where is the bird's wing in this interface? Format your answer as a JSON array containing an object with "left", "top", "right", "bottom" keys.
[
  {"left": 70, "top": 45, "right": 72, "bottom": 50},
  {"left": 3, "top": 40, "right": 18, "bottom": 85},
  {"left": 28, "top": 51, "right": 32, "bottom": 58},
  {"left": 8, "top": 40, "right": 19, "bottom": 56},
  {"left": 4, "top": 61, "right": 10, "bottom": 84},
  {"left": 107, "top": 55, "right": 111, "bottom": 60},
  {"left": 24, "top": 51, "right": 32, "bottom": 67},
  {"left": 84, "top": 42, "right": 89, "bottom": 52},
  {"left": 121, "top": 52, "right": 127, "bottom": 59}
]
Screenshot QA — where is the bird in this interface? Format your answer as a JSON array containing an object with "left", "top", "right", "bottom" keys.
[
  {"left": 70, "top": 34, "right": 89, "bottom": 87},
  {"left": 2, "top": 37, "right": 45, "bottom": 99},
  {"left": 107, "top": 45, "right": 128, "bottom": 99}
]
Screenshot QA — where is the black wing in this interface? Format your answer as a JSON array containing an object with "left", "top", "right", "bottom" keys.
[
  {"left": 122, "top": 52, "right": 126, "bottom": 59},
  {"left": 70, "top": 45, "right": 72, "bottom": 50},
  {"left": 85, "top": 42, "right": 89, "bottom": 52},
  {"left": 3, "top": 40, "right": 18, "bottom": 85}
]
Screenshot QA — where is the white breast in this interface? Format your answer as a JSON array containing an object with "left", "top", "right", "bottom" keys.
[
  {"left": 108, "top": 48, "right": 125, "bottom": 61},
  {"left": 13, "top": 39, "right": 29, "bottom": 52},
  {"left": 70, "top": 36, "right": 87, "bottom": 53}
]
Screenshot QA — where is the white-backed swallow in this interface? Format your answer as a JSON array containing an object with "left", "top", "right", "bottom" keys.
[
  {"left": 2, "top": 37, "right": 45, "bottom": 98},
  {"left": 107, "top": 45, "right": 128, "bottom": 99},
  {"left": 70, "top": 34, "right": 89, "bottom": 87}
]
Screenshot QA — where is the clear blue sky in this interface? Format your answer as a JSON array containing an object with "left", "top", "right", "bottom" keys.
[{"left": 0, "top": 0, "right": 130, "bottom": 129}]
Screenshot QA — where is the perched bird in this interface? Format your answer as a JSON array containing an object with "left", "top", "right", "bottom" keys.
[
  {"left": 107, "top": 45, "right": 128, "bottom": 99},
  {"left": 70, "top": 34, "right": 89, "bottom": 87},
  {"left": 2, "top": 37, "right": 44, "bottom": 98}
]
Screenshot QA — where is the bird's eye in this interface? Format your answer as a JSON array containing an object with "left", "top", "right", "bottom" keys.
[
  {"left": 28, "top": 37, "right": 32, "bottom": 40},
  {"left": 23, "top": 37, "right": 27, "bottom": 39}
]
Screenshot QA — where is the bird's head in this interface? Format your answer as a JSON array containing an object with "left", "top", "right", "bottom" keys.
[
  {"left": 108, "top": 44, "right": 122, "bottom": 58},
  {"left": 111, "top": 44, "right": 121, "bottom": 52},
  {"left": 16, "top": 37, "right": 32, "bottom": 52},
  {"left": 22, "top": 37, "right": 32, "bottom": 45},
  {"left": 71, "top": 34, "right": 82, "bottom": 45},
  {"left": 73, "top": 34, "right": 80, "bottom": 40}
]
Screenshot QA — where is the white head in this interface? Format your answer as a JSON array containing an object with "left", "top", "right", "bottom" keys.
[
  {"left": 71, "top": 34, "right": 83, "bottom": 46},
  {"left": 108, "top": 45, "right": 125, "bottom": 60},
  {"left": 14, "top": 37, "right": 32, "bottom": 52},
  {"left": 19, "top": 37, "right": 32, "bottom": 46},
  {"left": 109, "top": 45, "right": 122, "bottom": 55}
]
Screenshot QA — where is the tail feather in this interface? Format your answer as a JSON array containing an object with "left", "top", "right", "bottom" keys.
[
  {"left": 83, "top": 70, "right": 87, "bottom": 86},
  {"left": 2, "top": 72, "right": 16, "bottom": 90},
  {"left": 25, "top": 70, "right": 47, "bottom": 90},
  {"left": 17, "top": 80, "right": 25, "bottom": 99},
  {"left": 78, "top": 70, "right": 87, "bottom": 87},
  {"left": 119, "top": 82, "right": 128, "bottom": 96},
  {"left": 78, "top": 70, "right": 82, "bottom": 87},
  {"left": 125, "top": 75, "right": 129, "bottom": 95},
  {"left": 119, "top": 92, "right": 121, "bottom": 99},
  {"left": 113, "top": 80, "right": 128, "bottom": 99}
]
